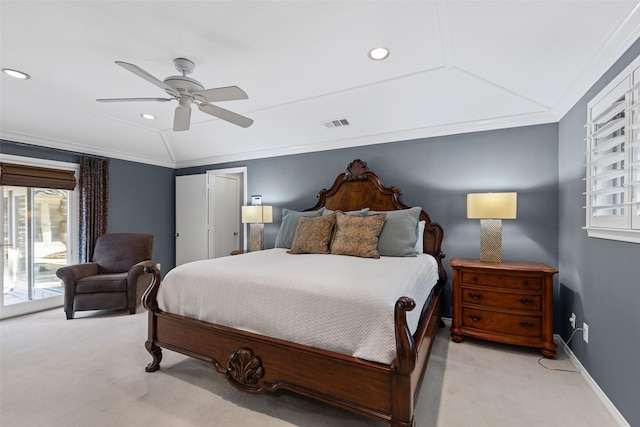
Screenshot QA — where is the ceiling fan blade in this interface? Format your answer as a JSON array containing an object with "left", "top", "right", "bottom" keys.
[
  {"left": 198, "top": 103, "right": 253, "bottom": 128},
  {"left": 173, "top": 106, "right": 191, "bottom": 131},
  {"left": 115, "top": 61, "right": 179, "bottom": 97},
  {"left": 193, "top": 86, "right": 248, "bottom": 102},
  {"left": 96, "top": 97, "right": 172, "bottom": 102}
]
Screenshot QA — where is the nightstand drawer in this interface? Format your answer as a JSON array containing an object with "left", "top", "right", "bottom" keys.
[
  {"left": 462, "top": 308, "right": 542, "bottom": 338},
  {"left": 461, "top": 271, "right": 541, "bottom": 290},
  {"left": 461, "top": 288, "right": 541, "bottom": 311}
]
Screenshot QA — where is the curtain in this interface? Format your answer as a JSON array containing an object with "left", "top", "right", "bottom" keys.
[{"left": 79, "top": 156, "right": 109, "bottom": 263}]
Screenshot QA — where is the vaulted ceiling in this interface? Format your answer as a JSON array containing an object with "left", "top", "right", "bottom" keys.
[{"left": 1, "top": 1, "right": 640, "bottom": 168}]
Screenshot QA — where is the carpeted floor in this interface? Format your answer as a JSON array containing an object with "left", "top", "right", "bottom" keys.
[{"left": 0, "top": 307, "right": 619, "bottom": 426}]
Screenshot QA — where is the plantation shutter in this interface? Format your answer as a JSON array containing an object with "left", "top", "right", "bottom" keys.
[
  {"left": 586, "top": 78, "right": 629, "bottom": 229},
  {"left": 585, "top": 55, "right": 640, "bottom": 242}
]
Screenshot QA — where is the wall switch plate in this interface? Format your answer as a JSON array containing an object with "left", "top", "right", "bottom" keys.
[
  {"left": 583, "top": 322, "right": 589, "bottom": 343},
  {"left": 156, "top": 263, "right": 161, "bottom": 271},
  {"left": 569, "top": 313, "right": 576, "bottom": 328}
]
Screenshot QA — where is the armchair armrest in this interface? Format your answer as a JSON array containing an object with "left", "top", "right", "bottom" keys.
[
  {"left": 56, "top": 262, "right": 100, "bottom": 284},
  {"left": 57, "top": 262, "right": 100, "bottom": 319}
]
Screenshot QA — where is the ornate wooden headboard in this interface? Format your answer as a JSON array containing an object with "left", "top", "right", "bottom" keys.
[{"left": 305, "top": 159, "right": 446, "bottom": 284}]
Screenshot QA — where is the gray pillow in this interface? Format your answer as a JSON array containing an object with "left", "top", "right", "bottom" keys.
[
  {"left": 275, "top": 209, "right": 322, "bottom": 249},
  {"left": 370, "top": 206, "right": 422, "bottom": 257}
]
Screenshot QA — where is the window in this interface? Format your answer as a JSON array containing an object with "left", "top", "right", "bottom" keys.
[
  {"left": 0, "top": 155, "right": 79, "bottom": 318},
  {"left": 585, "top": 55, "right": 640, "bottom": 243}
]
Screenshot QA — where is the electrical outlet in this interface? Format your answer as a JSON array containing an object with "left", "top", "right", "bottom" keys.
[
  {"left": 156, "top": 263, "right": 161, "bottom": 271},
  {"left": 569, "top": 313, "right": 576, "bottom": 329},
  {"left": 583, "top": 322, "right": 589, "bottom": 343}
]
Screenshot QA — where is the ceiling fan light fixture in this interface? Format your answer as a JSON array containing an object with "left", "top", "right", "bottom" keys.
[
  {"left": 368, "top": 47, "right": 389, "bottom": 61},
  {"left": 2, "top": 68, "right": 30, "bottom": 79},
  {"left": 141, "top": 113, "right": 156, "bottom": 120}
]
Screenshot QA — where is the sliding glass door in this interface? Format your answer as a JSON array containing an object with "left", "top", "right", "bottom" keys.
[
  {"left": 1, "top": 156, "right": 79, "bottom": 318},
  {"left": 2, "top": 186, "right": 70, "bottom": 305}
]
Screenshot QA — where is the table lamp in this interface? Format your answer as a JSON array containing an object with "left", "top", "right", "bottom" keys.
[
  {"left": 241, "top": 205, "right": 273, "bottom": 251},
  {"left": 467, "top": 192, "right": 517, "bottom": 263}
]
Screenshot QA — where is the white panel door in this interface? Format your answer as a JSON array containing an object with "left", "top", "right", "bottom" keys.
[
  {"left": 175, "top": 174, "right": 208, "bottom": 266},
  {"left": 210, "top": 174, "right": 240, "bottom": 258}
]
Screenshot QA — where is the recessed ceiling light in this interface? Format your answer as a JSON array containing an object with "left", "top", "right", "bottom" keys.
[
  {"left": 2, "top": 68, "right": 30, "bottom": 79},
  {"left": 368, "top": 47, "right": 389, "bottom": 61},
  {"left": 141, "top": 113, "right": 156, "bottom": 120}
]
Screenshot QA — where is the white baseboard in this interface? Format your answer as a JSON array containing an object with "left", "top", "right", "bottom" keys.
[{"left": 554, "top": 334, "right": 630, "bottom": 427}]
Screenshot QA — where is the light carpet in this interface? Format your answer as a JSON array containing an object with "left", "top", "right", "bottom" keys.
[{"left": 0, "top": 307, "right": 619, "bottom": 426}]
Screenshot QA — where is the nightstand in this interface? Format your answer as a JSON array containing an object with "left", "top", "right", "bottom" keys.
[{"left": 450, "top": 258, "right": 558, "bottom": 358}]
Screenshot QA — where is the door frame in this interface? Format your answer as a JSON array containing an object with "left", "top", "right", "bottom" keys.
[{"left": 206, "top": 167, "right": 247, "bottom": 253}]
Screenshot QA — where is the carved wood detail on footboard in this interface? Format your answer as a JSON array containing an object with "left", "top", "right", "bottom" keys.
[{"left": 225, "top": 347, "right": 265, "bottom": 393}]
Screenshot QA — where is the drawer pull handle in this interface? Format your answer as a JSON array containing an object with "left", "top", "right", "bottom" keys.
[
  {"left": 468, "top": 314, "right": 482, "bottom": 322},
  {"left": 523, "top": 280, "right": 529, "bottom": 286},
  {"left": 472, "top": 276, "right": 478, "bottom": 282},
  {"left": 519, "top": 298, "right": 534, "bottom": 306},
  {"left": 468, "top": 293, "right": 483, "bottom": 301},
  {"left": 519, "top": 321, "right": 535, "bottom": 329}
]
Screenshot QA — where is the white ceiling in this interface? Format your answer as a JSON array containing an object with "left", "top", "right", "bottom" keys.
[{"left": 2, "top": 1, "right": 640, "bottom": 169}]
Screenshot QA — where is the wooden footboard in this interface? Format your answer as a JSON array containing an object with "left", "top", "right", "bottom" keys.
[{"left": 142, "top": 266, "right": 443, "bottom": 426}]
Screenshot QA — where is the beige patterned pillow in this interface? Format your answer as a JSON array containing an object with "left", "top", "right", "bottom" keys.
[
  {"left": 288, "top": 213, "right": 336, "bottom": 254},
  {"left": 330, "top": 211, "right": 387, "bottom": 258}
]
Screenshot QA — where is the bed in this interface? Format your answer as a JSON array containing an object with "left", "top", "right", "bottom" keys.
[{"left": 142, "top": 159, "right": 446, "bottom": 427}]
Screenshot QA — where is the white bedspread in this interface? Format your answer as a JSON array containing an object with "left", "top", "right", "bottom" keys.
[{"left": 157, "top": 248, "right": 439, "bottom": 364}]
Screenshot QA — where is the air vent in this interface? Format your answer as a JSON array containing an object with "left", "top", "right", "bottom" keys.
[{"left": 323, "top": 118, "right": 350, "bottom": 128}]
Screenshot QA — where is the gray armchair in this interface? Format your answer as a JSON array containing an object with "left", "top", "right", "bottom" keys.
[{"left": 56, "top": 233, "right": 155, "bottom": 319}]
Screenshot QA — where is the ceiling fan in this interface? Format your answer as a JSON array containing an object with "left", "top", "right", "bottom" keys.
[{"left": 97, "top": 58, "right": 253, "bottom": 131}]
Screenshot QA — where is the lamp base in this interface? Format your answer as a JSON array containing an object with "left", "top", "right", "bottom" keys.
[
  {"left": 480, "top": 219, "right": 502, "bottom": 263},
  {"left": 249, "top": 223, "right": 264, "bottom": 252}
]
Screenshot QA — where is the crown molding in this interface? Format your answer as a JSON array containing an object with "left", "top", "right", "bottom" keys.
[{"left": 0, "top": 130, "right": 176, "bottom": 169}]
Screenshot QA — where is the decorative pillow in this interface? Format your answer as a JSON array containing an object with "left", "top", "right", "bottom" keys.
[
  {"left": 322, "top": 208, "right": 369, "bottom": 217},
  {"left": 414, "top": 220, "right": 426, "bottom": 254},
  {"left": 288, "top": 213, "right": 336, "bottom": 254},
  {"left": 275, "top": 209, "right": 322, "bottom": 249},
  {"left": 370, "top": 206, "right": 422, "bottom": 257},
  {"left": 330, "top": 211, "right": 386, "bottom": 259}
]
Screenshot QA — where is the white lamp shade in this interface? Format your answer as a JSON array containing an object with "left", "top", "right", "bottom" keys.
[
  {"left": 467, "top": 193, "right": 517, "bottom": 219},
  {"left": 242, "top": 206, "right": 273, "bottom": 223}
]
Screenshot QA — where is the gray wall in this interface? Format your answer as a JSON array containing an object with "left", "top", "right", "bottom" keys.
[
  {"left": 107, "top": 159, "right": 175, "bottom": 276},
  {"left": 0, "top": 141, "right": 175, "bottom": 278},
  {"left": 558, "top": 39, "right": 640, "bottom": 426},
  {"left": 179, "top": 123, "right": 560, "bottom": 319}
]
